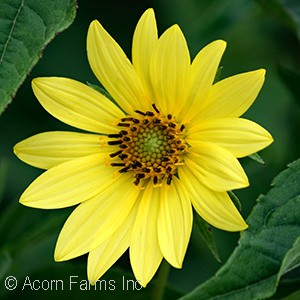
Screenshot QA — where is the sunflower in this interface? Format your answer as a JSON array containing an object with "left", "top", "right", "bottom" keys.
[{"left": 14, "top": 8, "right": 273, "bottom": 287}]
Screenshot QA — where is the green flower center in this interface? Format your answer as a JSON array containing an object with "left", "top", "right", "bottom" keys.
[{"left": 108, "top": 104, "right": 186, "bottom": 186}]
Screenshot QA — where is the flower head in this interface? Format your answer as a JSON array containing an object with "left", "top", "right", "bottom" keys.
[{"left": 14, "top": 9, "right": 273, "bottom": 287}]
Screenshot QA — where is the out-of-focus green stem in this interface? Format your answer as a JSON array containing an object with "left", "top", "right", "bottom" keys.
[{"left": 152, "top": 260, "right": 170, "bottom": 300}]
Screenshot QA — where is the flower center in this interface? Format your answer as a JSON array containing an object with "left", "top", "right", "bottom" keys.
[{"left": 108, "top": 104, "right": 187, "bottom": 186}]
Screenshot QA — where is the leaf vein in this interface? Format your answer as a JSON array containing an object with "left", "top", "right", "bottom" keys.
[{"left": 0, "top": 0, "right": 25, "bottom": 65}]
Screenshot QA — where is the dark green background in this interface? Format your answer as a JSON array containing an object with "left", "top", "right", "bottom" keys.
[{"left": 0, "top": 0, "right": 299, "bottom": 299}]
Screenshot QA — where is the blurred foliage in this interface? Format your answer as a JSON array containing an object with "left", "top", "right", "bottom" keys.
[
  {"left": 193, "top": 212, "right": 221, "bottom": 263},
  {"left": 256, "top": 0, "right": 300, "bottom": 39},
  {"left": 0, "top": 0, "right": 300, "bottom": 299}
]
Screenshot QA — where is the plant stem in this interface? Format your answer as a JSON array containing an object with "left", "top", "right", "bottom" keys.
[{"left": 152, "top": 260, "right": 170, "bottom": 300}]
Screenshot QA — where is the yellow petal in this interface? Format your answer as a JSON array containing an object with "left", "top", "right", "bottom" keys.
[
  {"left": 88, "top": 202, "right": 138, "bottom": 284},
  {"left": 87, "top": 20, "right": 150, "bottom": 114},
  {"left": 55, "top": 173, "right": 140, "bottom": 261},
  {"left": 20, "top": 154, "right": 116, "bottom": 209},
  {"left": 186, "top": 144, "right": 249, "bottom": 192},
  {"left": 32, "top": 77, "right": 124, "bottom": 134},
  {"left": 149, "top": 25, "right": 190, "bottom": 117},
  {"left": 179, "top": 40, "right": 226, "bottom": 122},
  {"left": 130, "top": 181, "right": 163, "bottom": 287},
  {"left": 193, "top": 69, "right": 265, "bottom": 123},
  {"left": 187, "top": 118, "right": 273, "bottom": 157},
  {"left": 14, "top": 132, "right": 109, "bottom": 169},
  {"left": 132, "top": 8, "right": 158, "bottom": 101},
  {"left": 179, "top": 165, "right": 248, "bottom": 231},
  {"left": 157, "top": 177, "right": 193, "bottom": 268}
]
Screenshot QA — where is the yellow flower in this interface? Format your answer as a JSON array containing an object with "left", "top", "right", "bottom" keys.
[{"left": 14, "top": 9, "right": 273, "bottom": 287}]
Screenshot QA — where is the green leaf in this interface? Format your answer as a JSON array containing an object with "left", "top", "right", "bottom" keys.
[
  {"left": 228, "top": 191, "right": 242, "bottom": 211},
  {"left": 248, "top": 153, "right": 265, "bottom": 164},
  {"left": 181, "top": 159, "right": 300, "bottom": 300},
  {"left": 214, "top": 66, "right": 223, "bottom": 83},
  {"left": 274, "top": 278, "right": 300, "bottom": 299},
  {"left": 256, "top": 0, "right": 300, "bottom": 39},
  {"left": 86, "top": 82, "right": 115, "bottom": 102},
  {"left": 0, "top": 0, "right": 76, "bottom": 114},
  {"left": 280, "top": 237, "right": 300, "bottom": 276},
  {"left": 86, "top": 81, "right": 126, "bottom": 114},
  {"left": 282, "top": 290, "right": 300, "bottom": 300},
  {"left": 193, "top": 212, "right": 221, "bottom": 262}
]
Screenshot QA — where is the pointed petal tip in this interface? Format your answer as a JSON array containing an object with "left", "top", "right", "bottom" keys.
[
  {"left": 225, "top": 221, "right": 248, "bottom": 232},
  {"left": 19, "top": 195, "right": 34, "bottom": 208},
  {"left": 216, "top": 213, "right": 248, "bottom": 232},
  {"left": 226, "top": 207, "right": 249, "bottom": 232},
  {"left": 19, "top": 194, "right": 61, "bottom": 210},
  {"left": 54, "top": 255, "right": 60, "bottom": 262},
  {"left": 218, "top": 219, "right": 248, "bottom": 232},
  {"left": 54, "top": 250, "right": 76, "bottom": 262},
  {"left": 234, "top": 220, "right": 248, "bottom": 232},
  {"left": 245, "top": 174, "right": 250, "bottom": 186},
  {"left": 54, "top": 254, "right": 63, "bottom": 262},
  {"left": 31, "top": 77, "right": 42, "bottom": 90},
  {"left": 136, "top": 8, "right": 156, "bottom": 31},
  {"left": 54, "top": 247, "right": 68, "bottom": 262},
  {"left": 138, "top": 280, "right": 147, "bottom": 288},
  {"left": 264, "top": 129, "right": 274, "bottom": 146},
  {"left": 162, "top": 23, "right": 183, "bottom": 37},
  {"left": 32, "top": 76, "right": 47, "bottom": 85},
  {"left": 163, "top": 256, "right": 182, "bottom": 269},
  {"left": 89, "top": 280, "right": 96, "bottom": 286},
  {"left": 254, "top": 68, "right": 266, "bottom": 79},
  {"left": 241, "top": 222, "right": 249, "bottom": 231},
  {"left": 238, "top": 68, "right": 266, "bottom": 82},
  {"left": 233, "top": 160, "right": 250, "bottom": 190},
  {"left": 31, "top": 77, "right": 54, "bottom": 92},
  {"left": 144, "top": 7, "right": 155, "bottom": 16},
  {"left": 206, "top": 39, "right": 227, "bottom": 59},
  {"left": 32, "top": 77, "right": 60, "bottom": 97},
  {"left": 90, "top": 19, "right": 100, "bottom": 27},
  {"left": 225, "top": 171, "right": 250, "bottom": 191},
  {"left": 213, "top": 39, "right": 227, "bottom": 49},
  {"left": 31, "top": 78, "right": 37, "bottom": 86},
  {"left": 170, "top": 23, "right": 182, "bottom": 34},
  {"left": 172, "top": 260, "right": 182, "bottom": 269},
  {"left": 87, "top": 272, "right": 99, "bottom": 286},
  {"left": 88, "top": 20, "right": 102, "bottom": 36},
  {"left": 239, "top": 176, "right": 250, "bottom": 190},
  {"left": 32, "top": 77, "right": 41, "bottom": 83},
  {"left": 13, "top": 144, "right": 19, "bottom": 156}
]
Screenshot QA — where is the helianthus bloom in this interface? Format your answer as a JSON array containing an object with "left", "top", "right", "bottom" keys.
[{"left": 14, "top": 8, "right": 273, "bottom": 287}]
